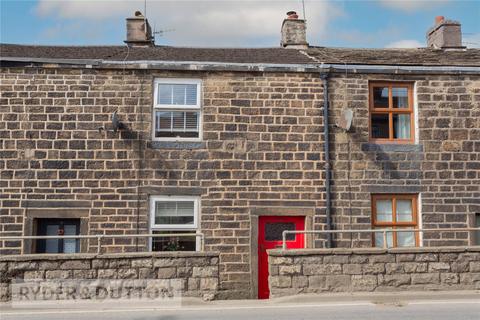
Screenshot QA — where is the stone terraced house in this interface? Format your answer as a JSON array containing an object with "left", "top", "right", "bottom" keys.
[{"left": 1, "top": 12, "right": 479, "bottom": 299}]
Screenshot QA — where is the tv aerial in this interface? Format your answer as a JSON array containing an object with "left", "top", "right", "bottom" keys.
[{"left": 152, "top": 24, "right": 175, "bottom": 42}]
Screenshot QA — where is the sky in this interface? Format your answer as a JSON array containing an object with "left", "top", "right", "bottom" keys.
[{"left": 0, "top": 0, "right": 479, "bottom": 48}]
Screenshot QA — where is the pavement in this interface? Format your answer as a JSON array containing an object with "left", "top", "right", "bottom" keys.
[{"left": 1, "top": 291, "right": 479, "bottom": 320}]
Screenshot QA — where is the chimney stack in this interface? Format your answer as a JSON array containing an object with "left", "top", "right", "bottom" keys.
[
  {"left": 125, "top": 11, "right": 154, "bottom": 47},
  {"left": 281, "top": 11, "right": 308, "bottom": 49},
  {"left": 426, "top": 16, "right": 464, "bottom": 49}
]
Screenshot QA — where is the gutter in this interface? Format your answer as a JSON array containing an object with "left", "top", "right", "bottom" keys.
[
  {"left": 321, "top": 72, "right": 333, "bottom": 248},
  {"left": 1, "top": 57, "right": 480, "bottom": 74}
]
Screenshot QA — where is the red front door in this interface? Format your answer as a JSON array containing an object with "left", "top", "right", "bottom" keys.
[{"left": 258, "top": 216, "right": 305, "bottom": 299}]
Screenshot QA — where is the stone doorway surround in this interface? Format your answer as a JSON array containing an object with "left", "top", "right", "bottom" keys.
[
  {"left": 23, "top": 208, "right": 89, "bottom": 254},
  {"left": 249, "top": 206, "right": 314, "bottom": 299}
]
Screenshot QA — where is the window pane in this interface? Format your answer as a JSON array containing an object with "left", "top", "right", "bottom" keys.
[
  {"left": 45, "top": 224, "right": 59, "bottom": 254},
  {"left": 176, "top": 201, "right": 195, "bottom": 216},
  {"left": 155, "top": 111, "right": 199, "bottom": 138},
  {"left": 156, "top": 111, "right": 172, "bottom": 132},
  {"left": 63, "top": 224, "right": 78, "bottom": 254},
  {"left": 397, "top": 228, "right": 415, "bottom": 247},
  {"left": 152, "top": 231, "right": 196, "bottom": 251},
  {"left": 155, "top": 201, "right": 195, "bottom": 225},
  {"left": 185, "top": 84, "right": 198, "bottom": 105},
  {"left": 475, "top": 214, "right": 480, "bottom": 246},
  {"left": 396, "top": 199, "right": 413, "bottom": 222},
  {"left": 158, "top": 83, "right": 198, "bottom": 106},
  {"left": 373, "top": 87, "right": 389, "bottom": 108},
  {"left": 264, "top": 223, "right": 296, "bottom": 241},
  {"left": 371, "top": 113, "right": 389, "bottom": 139},
  {"left": 158, "top": 84, "right": 173, "bottom": 105},
  {"left": 393, "top": 114, "right": 411, "bottom": 139},
  {"left": 172, "top": 111, "right": 185, "bottom": 131},
  {"left": 392, "top": 87, "right": 409, "bottom": 108},
  {"left": 172, "top": 84, "right": 186, "bottom": 105},
  {"left": 376, "top": 199, "right": 393, "bottom": 222},
  {"left": 185, "top": 112, "right": 198, "bottom": 130},
  {"left": 375, "top": 228, "right": 393, "bottom": 248}
]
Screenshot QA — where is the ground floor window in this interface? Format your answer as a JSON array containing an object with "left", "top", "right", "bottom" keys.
[
  {"left": 152, "top": 230, "right": 197, "bottom": 251},
  {"left": 475, "top": 213, "right": 480, "bottom": 246},
  {"left": 150, "top": 196, "right": 199, "bottom": 251},
  {"left": 371, "top": 194, "right": 418, "bottom": 248},
  {"left": 35, "top": 218, "right": 80, "bottom": 253}
]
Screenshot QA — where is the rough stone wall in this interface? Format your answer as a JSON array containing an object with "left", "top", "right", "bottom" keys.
[
  {"left": 1, "top": 65, "right": 479, "bottom": 299},
  {"left": 0, "top": 251, "right": 219, "bottom": 302},
  {"left": 268, "top": 247, "right": 480, "bottom": 297},
  {"left": 0, "top": 66, "right": 326, "bottom": 299},
  {"left": 326, "top": 74, "right": 480, "bottom": 247}
]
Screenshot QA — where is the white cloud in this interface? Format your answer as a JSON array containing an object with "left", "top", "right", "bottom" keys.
[
  {"left": 34, "top": 0, "right": 344, "bottom": 47},
  {"left": 385, "top": 39, "right": 423, "bottom": 48},
  {"left": 378, "top": 0, "right": 450, "bottom": 12}
]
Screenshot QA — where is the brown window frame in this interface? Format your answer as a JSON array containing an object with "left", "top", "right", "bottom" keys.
[
  {"left": 371, "top": 194, "right": 419, "bottom": 247},
  {"left": 369, "top": 82, "right": 414, "bottom": 144}
]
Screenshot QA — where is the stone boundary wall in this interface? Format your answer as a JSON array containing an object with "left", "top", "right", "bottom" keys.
[
  {"left": 268, "top": 247, "right": 480, "bottom": 298},
  {"left": 0, "top": 251, "right": 219, "bottom": 302}
]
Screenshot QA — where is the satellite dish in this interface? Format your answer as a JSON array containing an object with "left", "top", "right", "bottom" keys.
[
  {"left": 337, "top": 108, "right": 353, "bottom": 131},
  {"left": 112, "top": 111, "right": 123, "bottom": 133}
]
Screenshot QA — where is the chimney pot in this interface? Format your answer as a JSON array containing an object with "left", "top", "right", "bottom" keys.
[
  {"left": 286, "top": 11, "right": 299, "bottom": 19},
  {"left": 281, "top": 11, "right": 308, "bottom": 49},
  {"left": 125, "top": 11, "right": 154, "bottom": 47},
  {"left": 435, "top": 16, "right": 445, "bottom": 24}
]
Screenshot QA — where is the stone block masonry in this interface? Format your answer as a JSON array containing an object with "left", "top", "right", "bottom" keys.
[
  {"left": 327, "top": 74, "right": 480, "bottom": 248},
  {"left": 0, "top": 67, "right": 326, "bottom": 299},
  {"left": 1, "top": 65, "right": 479, "bottom": 299},
  {"left": 0, "top": 251, "right": 220, "bottom": 302},
  {"left": 268, "top": 247, "right": 480, "bottom": 297}
]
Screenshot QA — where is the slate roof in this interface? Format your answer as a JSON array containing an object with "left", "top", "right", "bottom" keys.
[
  {"left": 0, "top": 44, "right": 313, "bottom": 65},
  {"left": 1, "top": 43, "right": 480, "bottom": 67},
  {"left": 305, "top": 47, "right": 480, "bottom": 67}
]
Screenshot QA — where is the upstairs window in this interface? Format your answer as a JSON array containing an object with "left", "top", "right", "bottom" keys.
[
  {"left": 372, "top": 194, "right": 418, "bottom": 248},
  {"left": 153, "top": 79, "right": 202, "bottom": 140},
  {"left": 369, "top": 82, "right": 414, "bottom": 143}
]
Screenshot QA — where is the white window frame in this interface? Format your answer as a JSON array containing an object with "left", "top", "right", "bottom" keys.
[
  {"left": 149, "top": 195, "right": 200, "bottom": 251},
  {"left": 152, "top": 78, "right": 202, "bottom": 142}
]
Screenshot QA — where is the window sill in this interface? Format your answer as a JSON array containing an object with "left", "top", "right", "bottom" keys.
[
  {"left": 149, "top": 141, "right": 206, "bottom": 149},
  {"left": 361, "top": 143, "right": 423, "bottom": 152}
]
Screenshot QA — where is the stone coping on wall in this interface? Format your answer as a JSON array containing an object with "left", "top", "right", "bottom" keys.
[
  {"left": 0, "top": 251, "right": 220, "bottom": 262},
  {"left": 268, "top": 246, "right": 480, "bottom": 297},
  {"left": 269, "top": 246, "right": 480, "bottom": 256},
  {"left": 1, "top": 251, "right": 221, "bottom": 302}
]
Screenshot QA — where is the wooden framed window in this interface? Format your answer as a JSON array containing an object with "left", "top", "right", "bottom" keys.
[
  {"left": 475, "top": 213, "right": 480, "bottom": 246},
  {"left": 369, "top": 82, "right": 414, "bottom": 143},
  {"left": 371, "top": 194, "right": 418, "bottom": 248}
]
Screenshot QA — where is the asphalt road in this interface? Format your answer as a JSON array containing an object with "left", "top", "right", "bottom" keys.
[{"left": 1, "top": 293, "right": 479, "bottom": 320}]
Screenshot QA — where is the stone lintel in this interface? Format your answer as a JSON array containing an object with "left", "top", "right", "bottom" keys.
[
  {"left": 0, "top": 251, "right": 220, "bottom": 262},
  {"left": 139, "top": 186, "right": 205, "bottom": 196},
  {"left": 21, "top": 201, "right": 91, "bottom": 208}
]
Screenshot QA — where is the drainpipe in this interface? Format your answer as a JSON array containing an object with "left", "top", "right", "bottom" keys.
[{"left": 321, "top": 73, "right": 333, "bottom": 248}]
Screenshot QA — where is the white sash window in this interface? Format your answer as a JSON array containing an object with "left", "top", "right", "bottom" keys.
[{"left": 153, "top": 79, "right": 202, "bottom": 141}]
